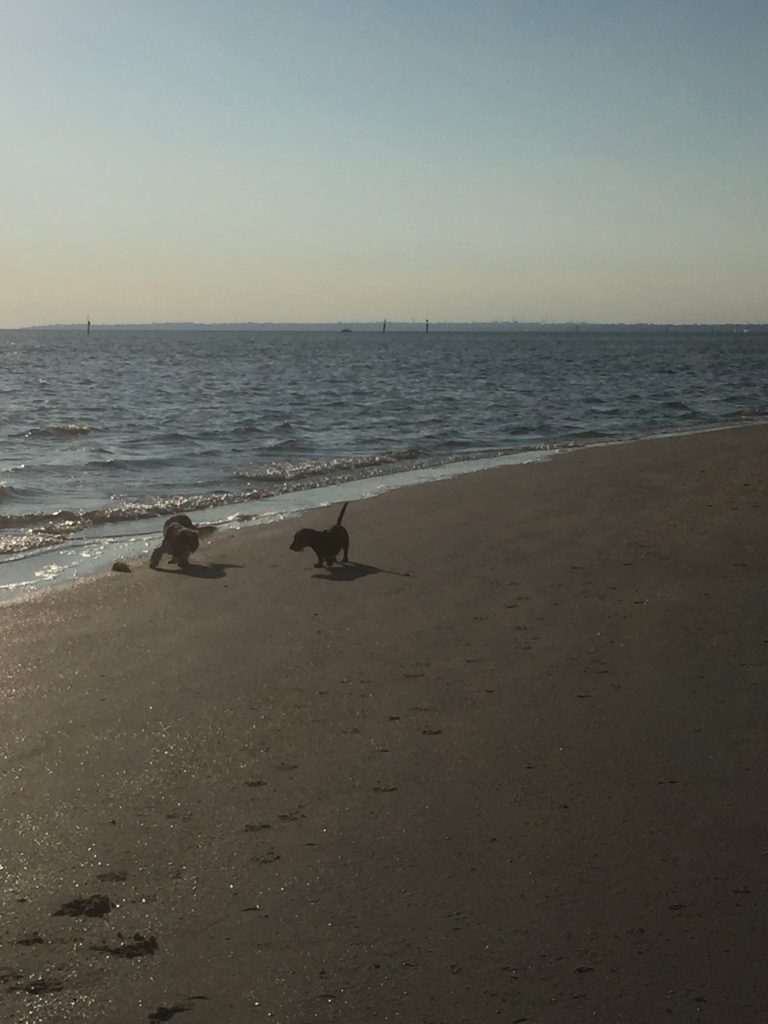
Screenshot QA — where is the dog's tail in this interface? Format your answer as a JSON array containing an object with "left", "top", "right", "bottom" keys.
[{"left": 336, "top": 501, "right": 349, "bottom": 526}]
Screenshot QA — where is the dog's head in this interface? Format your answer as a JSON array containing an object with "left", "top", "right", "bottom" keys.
[
  {"left": 164, "top": 513, "right": 195, "bottom": 532},
  {"left": 166, "top": 522, "right": 199, "bottom": 557},
  {"left": 289, "top": 529, "right": 311, "bottom": 552}
]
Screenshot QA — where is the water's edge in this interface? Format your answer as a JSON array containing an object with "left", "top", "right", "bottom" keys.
[
  {"left": 0, "top": 447, "right": 560, "bottom": 604},
  {"left": 1, "top": 417, "right": 763, "bottom": 606}
]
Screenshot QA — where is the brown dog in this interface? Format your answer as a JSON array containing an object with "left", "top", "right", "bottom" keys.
[
  {"left": 150, "top": 513, "right": 200, "bottom": 570},
  {"left": 289, "top": 502, "right": 349, "bottom": 568}
]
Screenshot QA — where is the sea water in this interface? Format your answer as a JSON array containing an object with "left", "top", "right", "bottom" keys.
[{"left": 2, "top": 325, "right": 767, "bottom": 598}]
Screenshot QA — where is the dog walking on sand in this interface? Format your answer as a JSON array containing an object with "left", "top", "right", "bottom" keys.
[{"left": 289, "top": 502, "right": 350, "bottom": 568}]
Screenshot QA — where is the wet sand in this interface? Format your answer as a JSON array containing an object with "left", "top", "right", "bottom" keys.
[{"left": 2, "top": 425, "right": 768, "bottom": 1023}]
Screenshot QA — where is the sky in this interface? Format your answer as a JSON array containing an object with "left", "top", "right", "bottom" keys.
[{"left": 2, "top": 0, "right": 767, "bottom": 327}]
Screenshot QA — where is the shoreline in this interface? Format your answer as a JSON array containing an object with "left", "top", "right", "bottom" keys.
[
  {"left": 2, "top": 415, "right": 766, "bottom": 605},
  {"left": 0, "top": 445, "right": 556, "bottom": 603},
  {"left": 3, "top": 423, "right": 768, "bottom": 1021},
  {"left": 8, "top": 321, "right": 768, "bottom": 332}
]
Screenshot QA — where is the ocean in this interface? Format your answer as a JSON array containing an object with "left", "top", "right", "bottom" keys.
[{"left": 2, "top": 325, "right": 768, "bottom": 599}]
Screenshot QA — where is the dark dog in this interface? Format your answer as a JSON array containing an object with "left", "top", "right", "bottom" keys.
[
  {"left": 150, "top": 513, "right": 200, "bottom": 570},
  {"left": 289, "top": 502, "right": 350, "bottom": 568}
]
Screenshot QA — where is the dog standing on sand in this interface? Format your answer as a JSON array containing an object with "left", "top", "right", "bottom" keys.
[
  {"left": 289, "top": 502, "right": 350, "bottom": 568},
  {"left": 150, "top": 513, "right": 200, "bottom": 570}
]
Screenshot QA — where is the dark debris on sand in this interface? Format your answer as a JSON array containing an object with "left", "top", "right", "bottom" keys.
[
  {"left": 92, "top": 933, "right": 158, "bottom": 958},
  {"left": 53, "top": 894, "right": 112, "bottom": 918}
]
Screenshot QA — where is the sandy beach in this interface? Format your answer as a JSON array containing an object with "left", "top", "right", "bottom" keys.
[{"left": 2, "top": 424, "right": 768, "bottom": 1023}]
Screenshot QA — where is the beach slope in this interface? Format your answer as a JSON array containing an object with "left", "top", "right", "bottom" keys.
[{"left": 2, "top": 426, "right": 768, "bottom": 1022}]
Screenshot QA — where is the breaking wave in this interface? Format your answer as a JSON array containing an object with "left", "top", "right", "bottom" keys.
[
  {"left": 0, "top": 444, "right": 515, "bottom": 556},
  {"left": 0, "top": 484, "right": 20, "bottom": 502},
  {"left": 234, "top": 447, "right": 423, "bottom": 483},
  {"left": 0, "top": 530, "right": 71, "bottom": 556},
  {"left": 18, "top": 423, "right": 93, "bottom": 439}
]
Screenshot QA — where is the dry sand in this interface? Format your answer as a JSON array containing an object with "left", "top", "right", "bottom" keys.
[{"left": 2, "top": 425, "right": 768, "bottom": 1023}]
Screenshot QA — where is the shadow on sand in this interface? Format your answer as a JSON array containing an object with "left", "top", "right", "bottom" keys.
[
  {"left": 153, "top": 562, "right": 244, "bottom": 579},
  {"left": 311, "top": 561, "right": 412, "bottom": 583}
]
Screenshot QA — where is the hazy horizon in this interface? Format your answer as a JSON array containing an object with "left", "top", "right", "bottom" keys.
[
  {"left": 9, "top": 318, "right": 768, "bottom": 333},
  {"left": 3, "top": 0, "right": 768, "bottom": 329}
]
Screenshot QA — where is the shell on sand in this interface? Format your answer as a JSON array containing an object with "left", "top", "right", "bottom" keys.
[{"left": 111, "top": 561, "right": 132, "bottom": 573}]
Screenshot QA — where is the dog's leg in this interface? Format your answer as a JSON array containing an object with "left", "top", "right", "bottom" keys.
[{"left": 149, "top": 543, "right": 166, "bottom": 569}]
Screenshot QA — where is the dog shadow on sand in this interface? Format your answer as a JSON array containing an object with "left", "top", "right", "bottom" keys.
[
  {"left": 153, "top": 561, "right": 244, "bottom": 579},
  {"left": 311, "top": 561, "right": 412, "bottom": 583}
]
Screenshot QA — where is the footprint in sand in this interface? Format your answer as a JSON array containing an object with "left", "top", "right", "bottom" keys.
[
  {"left": 7, "top": 977, "right": 63, "bottom": 995},
  {"left": 53, "top": 895, "right": 112, "bottom": 918},
  {"left": 148, "top": 1005, "right": 190, "bottom": 1021},
  {"left": 277, "top": 809, "right": 305, "bottom": 822},
  {"left": 252, "top": 849, "right": 281, "bottom": 865},
  {"left": 92, "top": 933, "right": 158, "bottom": 958}
]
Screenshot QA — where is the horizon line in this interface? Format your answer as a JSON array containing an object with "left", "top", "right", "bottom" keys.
[{"left": 6, "top": 319, "right": 768, "bottom": 332}]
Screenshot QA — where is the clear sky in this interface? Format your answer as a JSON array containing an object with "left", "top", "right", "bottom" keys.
[{"left": 2, "top": 0, "right": 767, "bottom": 327}]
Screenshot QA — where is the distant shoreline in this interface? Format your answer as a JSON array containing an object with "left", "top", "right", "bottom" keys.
[{"left": 6, "top": 321, "right": 768, "bottom": 333}]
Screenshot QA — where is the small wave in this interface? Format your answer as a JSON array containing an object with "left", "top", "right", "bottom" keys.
[
  {"left": 0, "top": 531, "right": 69, "bottom": 557},
  {"left": 18, "top": 424, "right": 93, "bottom": 439},
  {"left": 234, "top": 447, "right": 423, "bottom": 483},
  {"left": 153, "top": 431, "right": 194, "bottom": 443},
  {"left": 676, "top": 410, "right": 703, "bottom": 421},
  {"left": 84, "top": 455, "right": 173, "bottom": 470},
  {"left": 0, "top": 498, "right": 210, "bottom": 556},
  {"left": 566, "top": 429, "right": 611, "bottom": 440},
  {"left": 0, "top": 509, "right": 84, "bottom": 531},
  {"left": 0, "top": 484, "right": 20, "bottom": 502},
  {"left": 82, "top": 500, "right": 207, "bottom": 525},
  {"left": 0, "top": 493, "right": 231, "bottom": 540},
  {"left": 233, "top": 421, "right": 267, "bottom": 435},
  {"left": 506, "top": 425, "right": 540, "bottom": 436},
  {"left": 264, "top": 438, "right": 315, "bottom": 454},
  {"left": 0, "top": 482, "right": 47, "bottom": 503},
  {"left": 663, "top": 401, "right": 693, "bottom": 412},
  {"left": 724, "top": 405, "right": 768, "bottom": 421}
]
